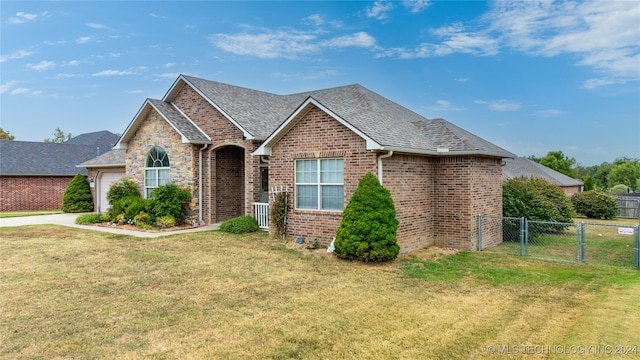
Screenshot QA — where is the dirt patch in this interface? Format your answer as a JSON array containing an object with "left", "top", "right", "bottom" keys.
[{"left": 399, "top": 246, "right": 460, "bottom": 261}]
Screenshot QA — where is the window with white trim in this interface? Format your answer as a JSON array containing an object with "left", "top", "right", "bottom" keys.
[
  {"left": 295, "top": 158, "right": 344, "bottom": 210},
  {"left": 145, "top": 146, "right": 170, "bottom": 198}
]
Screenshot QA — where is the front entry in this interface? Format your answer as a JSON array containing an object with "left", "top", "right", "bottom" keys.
[
  {"left": 259, "top": 165, "right": 269, "bottom": 203},
  {"left": 214, "top": 146, "right": 245, "bottom": 222}
]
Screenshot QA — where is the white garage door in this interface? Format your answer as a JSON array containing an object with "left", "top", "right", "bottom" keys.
[{"left": 98, "top": 172, "right": 125, "bottom": 213}]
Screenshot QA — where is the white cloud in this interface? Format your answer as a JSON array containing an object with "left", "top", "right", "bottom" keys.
[
  {"left": 305, "top": 14, "right": 324, "bottom": 26},
  {"left": 366, "top": 1, "right": 394, "bottom": 20},
  {"left": 92, "top": 69, "right": 133, "bottom": 76},
  {"left": 403, "top": 0, "right": 431, "bottom": 13},
  {"left": 86, "top": 23, "right": 107, "bottom": 29},
  {"left": 454, "top": 77, "right": 469, "bottom": 82},
  {"left": 159, "top": 73, "right": 181, "bottom": 78},
  {"left": 582, "top": 78, "right": 624, "bottom": 90},
  {"left": 0, "top": 80, "right": 18, "bottom": 94},
  {"left": 429, "top": 99, "right": 466, "bottom": 112},
  {"left": 274, "top": 69, "right": 339, "bottom": 81},
  {"left": 67, "top": 60, "right": 80, "bottom": 66},
  {"left": 322, "top": 32, "right": 377, "bottom": 48},
  {"left": 76, "top": 37, "right": 91, "bottom": 44},
  {"left": 126, "top": 89, "right": 144, "bottom": 94},
  {"left": 474, "top": 99, "right": 522, "bottom": 111},
  {"left": 211, "top": 31, "right": 318, "bottom": 59},
  {"left": 10, "top": 87, "right": 30, "bottom": 95},
  {"left": 54, "top": 73, "right": 76, "bottom": 79},
  {"left": 535, "top": 109, "right": 564, "bottom": 118},
  {"left": 164, "top": 62, "right": 176, "bottom": 68},
  {"left": 7, "top": 11, "right": 48, "bottom": 24},
  {"left": 0, "top": 49, "right": 34, "bottom": 63},
  {"left": 26, "top": 60, "right": 55, "bottom": 71}
]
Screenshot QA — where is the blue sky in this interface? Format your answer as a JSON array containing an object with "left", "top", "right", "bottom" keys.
[{"left": 1, "top": 0, "right": 638, "bottom": 166}]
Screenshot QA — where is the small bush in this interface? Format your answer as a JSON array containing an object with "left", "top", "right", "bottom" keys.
[
  {"left": 155, "top": 215, "right": 176, "bottom": 229},
  {"left": 220, "top": 216, "right": 259, "bottom": 234},
  {"left": 571, "top": 190, "right": 619, "bottom": 220},
  {"left": 61, "top": 174, "right": 94, "bottom": 213},
  {"left": 107, "top": 178, "right": 140, "bottom": 203},
  {"left": 610, "top": 184, "right": 630, "bottom": 194},
  {"left": 75, "top": 213, "right": 103, "bottom": 225},
  {"left": 106, "top": 196, "right": 153, "bottom": 224},
  {"left": 334, "top": 172, "right": 400, "bottom": 262},
  {"left": 150, "top": 184, "right": 192, "bottom": 224}
]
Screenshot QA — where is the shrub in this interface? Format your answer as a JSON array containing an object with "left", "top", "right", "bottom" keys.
[
  {"left": 149, "top": 184, "right": 192, "bottom": 224},
  {"left": 75, "top": 213, "right": 103, "bottom": 225},
  {"left": 220, "top": 215, "right": 259, "bottom": 234},
  {"left": 106, "top": 178, "right": 140, "bottom": 203},
  {"left": 503, "top": 177, "right": 575, "bottom": 239},
  {"left": 271, "top": 192, "right": 289, "bottom": 238},
  {"left": 155, "top": 215, "right": 176, "bottom": 229},
  {"left": 610, "top": 184, "right": 630, "bottom": 194},
  {"left": 106, "top": 196, "right": 153, "bottom": 224},
  {"left": 571, "top": 190, "right": 619, "bottom": 220},
  {"left": 334, "top": 172, "right": 400, "bottom": 262},
  {"left": 61, "top": 174, "right": 94, "bottom": 213}
]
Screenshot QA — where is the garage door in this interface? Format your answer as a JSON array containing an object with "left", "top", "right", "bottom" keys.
[{"left": 98, "top": 172, "right": 125, "bottom": 213}]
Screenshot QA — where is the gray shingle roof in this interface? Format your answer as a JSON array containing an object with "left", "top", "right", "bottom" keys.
[
  {"left": 0, "top": 131, "right": 119, "bottom": 176},
  {"left": 147, "top": 99, "right": 210, "bottom": 143},
  {"left": 155, "top": 74, "right": 514, "bottom": 158},
  {"left": 77, "top": 149, "right": 125, "bottom": 168},
  {"left": 503, "top": 157, "right": 584, "bottom": 187}
]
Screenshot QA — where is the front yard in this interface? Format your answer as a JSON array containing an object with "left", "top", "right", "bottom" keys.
[{"left": 1, "top": 225, "right": 638, "bottom": 359}]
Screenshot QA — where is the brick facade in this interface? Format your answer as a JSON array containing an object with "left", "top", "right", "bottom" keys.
[{"left": 0, "top": 176, "right": 75, "bottom": 211}]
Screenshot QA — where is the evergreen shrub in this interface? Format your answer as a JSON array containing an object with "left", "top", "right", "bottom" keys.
[
  {"left": 106, "top": 178, "right": 140, "bottom": 203},
  {"left": 334, "top": 172, "right": 400, "bottom": 262},
  {"left": 61, "top": 174, "right": 94, "bottom": 213},
  {"left": 571, "top": 190, "right": 618, "bottom": 220},
  {"left": 220, "top": 215, "right": 259, "bottom": 234}
]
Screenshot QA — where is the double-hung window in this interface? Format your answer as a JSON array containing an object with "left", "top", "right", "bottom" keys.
[
  {"left": 145, "top": 146, "right": 170, "bottom": 198},
  {"left": 295, "top": 158, "right": 344, "bottom": 211}
]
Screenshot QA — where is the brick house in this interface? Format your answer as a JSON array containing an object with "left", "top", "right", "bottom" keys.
[
  {"left": 81, "top": 75, "right": 514, "bottom": 252},
  {"left": 0, "top": 131, "right": 119, "bottom": 211},
  {"left": 503, "top": 157, "right": 583, "bottom": 196}
]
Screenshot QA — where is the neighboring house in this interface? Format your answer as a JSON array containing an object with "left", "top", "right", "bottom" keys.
[
  {"left": 502, "top": 157, "right": 584, "bottom": 195},
  {"left": 80, "top": 75, "right": 515, "bottom": 252},
  {"left": 0, "top": 131, "right": 120, "bottom": 211}
]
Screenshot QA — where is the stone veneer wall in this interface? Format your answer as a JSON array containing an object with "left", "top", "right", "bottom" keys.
[
  {"left": 126, "top": 110, "right": 197, "bottom": 221},
  {"left": 0, "top": 176, "right": 75, "bottom": 211}
]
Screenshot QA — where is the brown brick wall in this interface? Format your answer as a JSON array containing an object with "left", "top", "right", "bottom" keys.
[
  {"left": 215, "top": 146, "right": 245, "bottom": 222},
  {"left": 0, "top": 176, "right": 75, "bottom": 211}
]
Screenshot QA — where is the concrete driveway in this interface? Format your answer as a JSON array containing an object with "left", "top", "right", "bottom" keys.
[{"left": 0, "top": 213, "right": 219, "bottom": 238}]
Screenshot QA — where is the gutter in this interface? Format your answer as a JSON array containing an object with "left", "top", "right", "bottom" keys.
[{"left": 377, "top": 150, "right": 393, "bottom": 185}]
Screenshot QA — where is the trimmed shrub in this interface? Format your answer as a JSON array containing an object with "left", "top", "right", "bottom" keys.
[
  {"left": 334, "top": 172, "right": 400, "bottom": 262},
  {"left": 571, "top": 190, "right": 619, "bottom": 220},
  {"left": 106, "top": 196, "right": 153, "bottom": 224},
  {"left": 503, "top": 176, "right": 575, "bottom": 240},
  {"left": 61, "top": 174, "right": 94, "bottom": 213},
  {"left": 610, "top": 184, "right": 630, "bottom": 194},
  {"left": 149, "top": 183, "right": 192, "bottom": 224},
  {"left": 220, "top": 216, "right": 259, "bottom": 234},
  {"left": 75, "top": 213, "right": 103, "bottom": 225},
  {"left": 155, "top": 215, "right": 176, "bottom": 229},
  {"left": 106, "top": 178, "right": 140, "bottom": 203}
]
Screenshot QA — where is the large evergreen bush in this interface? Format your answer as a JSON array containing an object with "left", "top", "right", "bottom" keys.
[
  {"left": 106, "top": 178, "right": 140, "bottom": 203},
  {"left": 571, "top": 190, "right": 618, "bottom": 220},
  {"left": 61, "top": 174, "right": 94, "bottom": 213},
  {"left": 149, "top": 183, "right": 192, "bottom": 223},
  {"left": 334, "top": 172, "right": 400, "bottom": 262}
]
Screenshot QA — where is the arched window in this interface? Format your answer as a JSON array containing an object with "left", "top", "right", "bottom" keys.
[{"left": 145, "top": 146, "right": 170, "bottom": 197}]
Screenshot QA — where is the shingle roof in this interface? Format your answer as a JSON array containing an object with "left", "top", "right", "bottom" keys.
[
  {"left": 0, "top": 131, "right": 119, "bottom": 176},
  {"left": 77, "top": 149, "right": 125, "bottom": 168},
  {"left": 64, "top": 130, "right": 120, "bottom": 147},
  {"left": 147, "top": 99, "right": 210, "bottom": 143},
  {"left": 503, "top": 157, "right": 584, "bottom": 187}
]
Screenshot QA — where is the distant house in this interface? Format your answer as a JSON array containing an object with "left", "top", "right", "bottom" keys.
[
  {"left": 0, "top": 131, "right": 120, "bottom": 211},
  {"left": 502, "top": 157, "right": 583, "bottom": 195},
  {"left": 80, "top": 75, "right": 515, "bottom": 252}
]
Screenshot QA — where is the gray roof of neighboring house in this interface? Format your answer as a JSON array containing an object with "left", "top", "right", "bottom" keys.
[
  {"left": 118, "top": 74, "right": 515, "bottom": 158},
  {"left": 0, "top": 131, "right": 119, "bottom": 176},
  {"left": 503, "top": 157, "right": 584, "bottom": 187}
]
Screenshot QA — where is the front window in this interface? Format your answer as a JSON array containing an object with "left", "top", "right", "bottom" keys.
[
  {"left": 295, "top": 158, "right": 344, "bottom": 210},
  {"left": 145, "top": 146, "right": 170, "bottom": 197}
]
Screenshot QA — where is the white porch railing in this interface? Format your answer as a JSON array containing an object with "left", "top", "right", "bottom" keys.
[{"left": 253, "top": 202, "right": 269, "bottom": 229}]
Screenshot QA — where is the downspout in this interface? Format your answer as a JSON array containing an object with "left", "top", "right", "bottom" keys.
[
  {"left": 377, "top": 150, "right": 393, "bottom": 185},
  {"left": 199, "top": 144, "right": 209, "bottom": 224}
]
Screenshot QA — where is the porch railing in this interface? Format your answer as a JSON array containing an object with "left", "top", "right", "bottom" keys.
[{"left": 253, "top": 202, "right": 269, "bottom": 229}]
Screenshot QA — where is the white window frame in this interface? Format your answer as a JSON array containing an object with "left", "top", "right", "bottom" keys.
[
  {"left": 144, "top": 147, "right": 170, "bottom": 198},
  {"left": 295, "top": 158, "right": 344, "bottom": 211}
]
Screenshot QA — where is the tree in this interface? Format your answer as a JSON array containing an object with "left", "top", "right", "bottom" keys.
[
  {"left": 61, "top": 174, "right": 94, "bottom": 213},
  {"left": 44, "top": 127, "right": 72, "bottom": 143},
  {"left": 0, "top": 128, "right": 15, "bottom": 140},
  {"left": 571, "top": 190, "right": 618, "bottom": 220},
  {"left": 592, "top": 162, "right": 613, "bottom": 190},
  {"left": 539, "top": 150, "right": 576, "bottom": 178},
  {"left": 607, "top": 158, "right": 640, "bottom": 190},
  {"left": 334, "top": 172, "right": 400, "bottom": 262}
]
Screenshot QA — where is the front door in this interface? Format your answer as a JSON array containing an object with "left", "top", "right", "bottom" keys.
[{"left": 259, "top": 166, "right": 269, "bottom": 203}]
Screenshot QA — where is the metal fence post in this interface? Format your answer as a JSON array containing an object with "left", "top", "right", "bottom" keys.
[
  {"left": 635, "top": 224, "right": 639, "bottom": 269},
  {"left": 581, "top": 222, "right": 586, "bottom": 263},
  {"left": 520, "top": 217, "right": 525, "bottom": 256},
  {"left": 477, "top": 214, "right": 483, "bottom": 251}
]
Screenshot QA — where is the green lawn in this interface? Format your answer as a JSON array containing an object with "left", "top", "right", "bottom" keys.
[
  {"left": 1, "top": 225, "right": 639, "bottom": 359},
  {"left": 0, "top": 210, "right": 63, "bottom": 218}
]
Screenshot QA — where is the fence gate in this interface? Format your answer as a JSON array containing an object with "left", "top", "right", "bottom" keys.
[{"left": 478, "top": 215, "right": 640, "bottom": 269}]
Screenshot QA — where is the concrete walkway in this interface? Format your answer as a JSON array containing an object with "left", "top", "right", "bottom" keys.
[{"left": 0, "top": 213, "right": 220, "bottom": 238}]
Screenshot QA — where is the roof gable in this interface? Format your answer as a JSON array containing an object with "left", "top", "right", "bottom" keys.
[
  {"left": 115, "top": 98, "right": 210, "bottom": 149},
  {"left": 503, "top": 157, "right": 584, "bottom": 187}
]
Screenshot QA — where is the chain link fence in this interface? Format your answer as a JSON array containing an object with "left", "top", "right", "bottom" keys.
[{"left": 478, "top": 215, "right": 639, "bottom": 269}]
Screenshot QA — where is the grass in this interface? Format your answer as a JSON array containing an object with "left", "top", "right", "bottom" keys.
[
  {"left": 0, "top": 210, "right": 63, "bottom": 218},
  {"left": 1, "top": 225, "right": 639, "bottom": 359}
]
